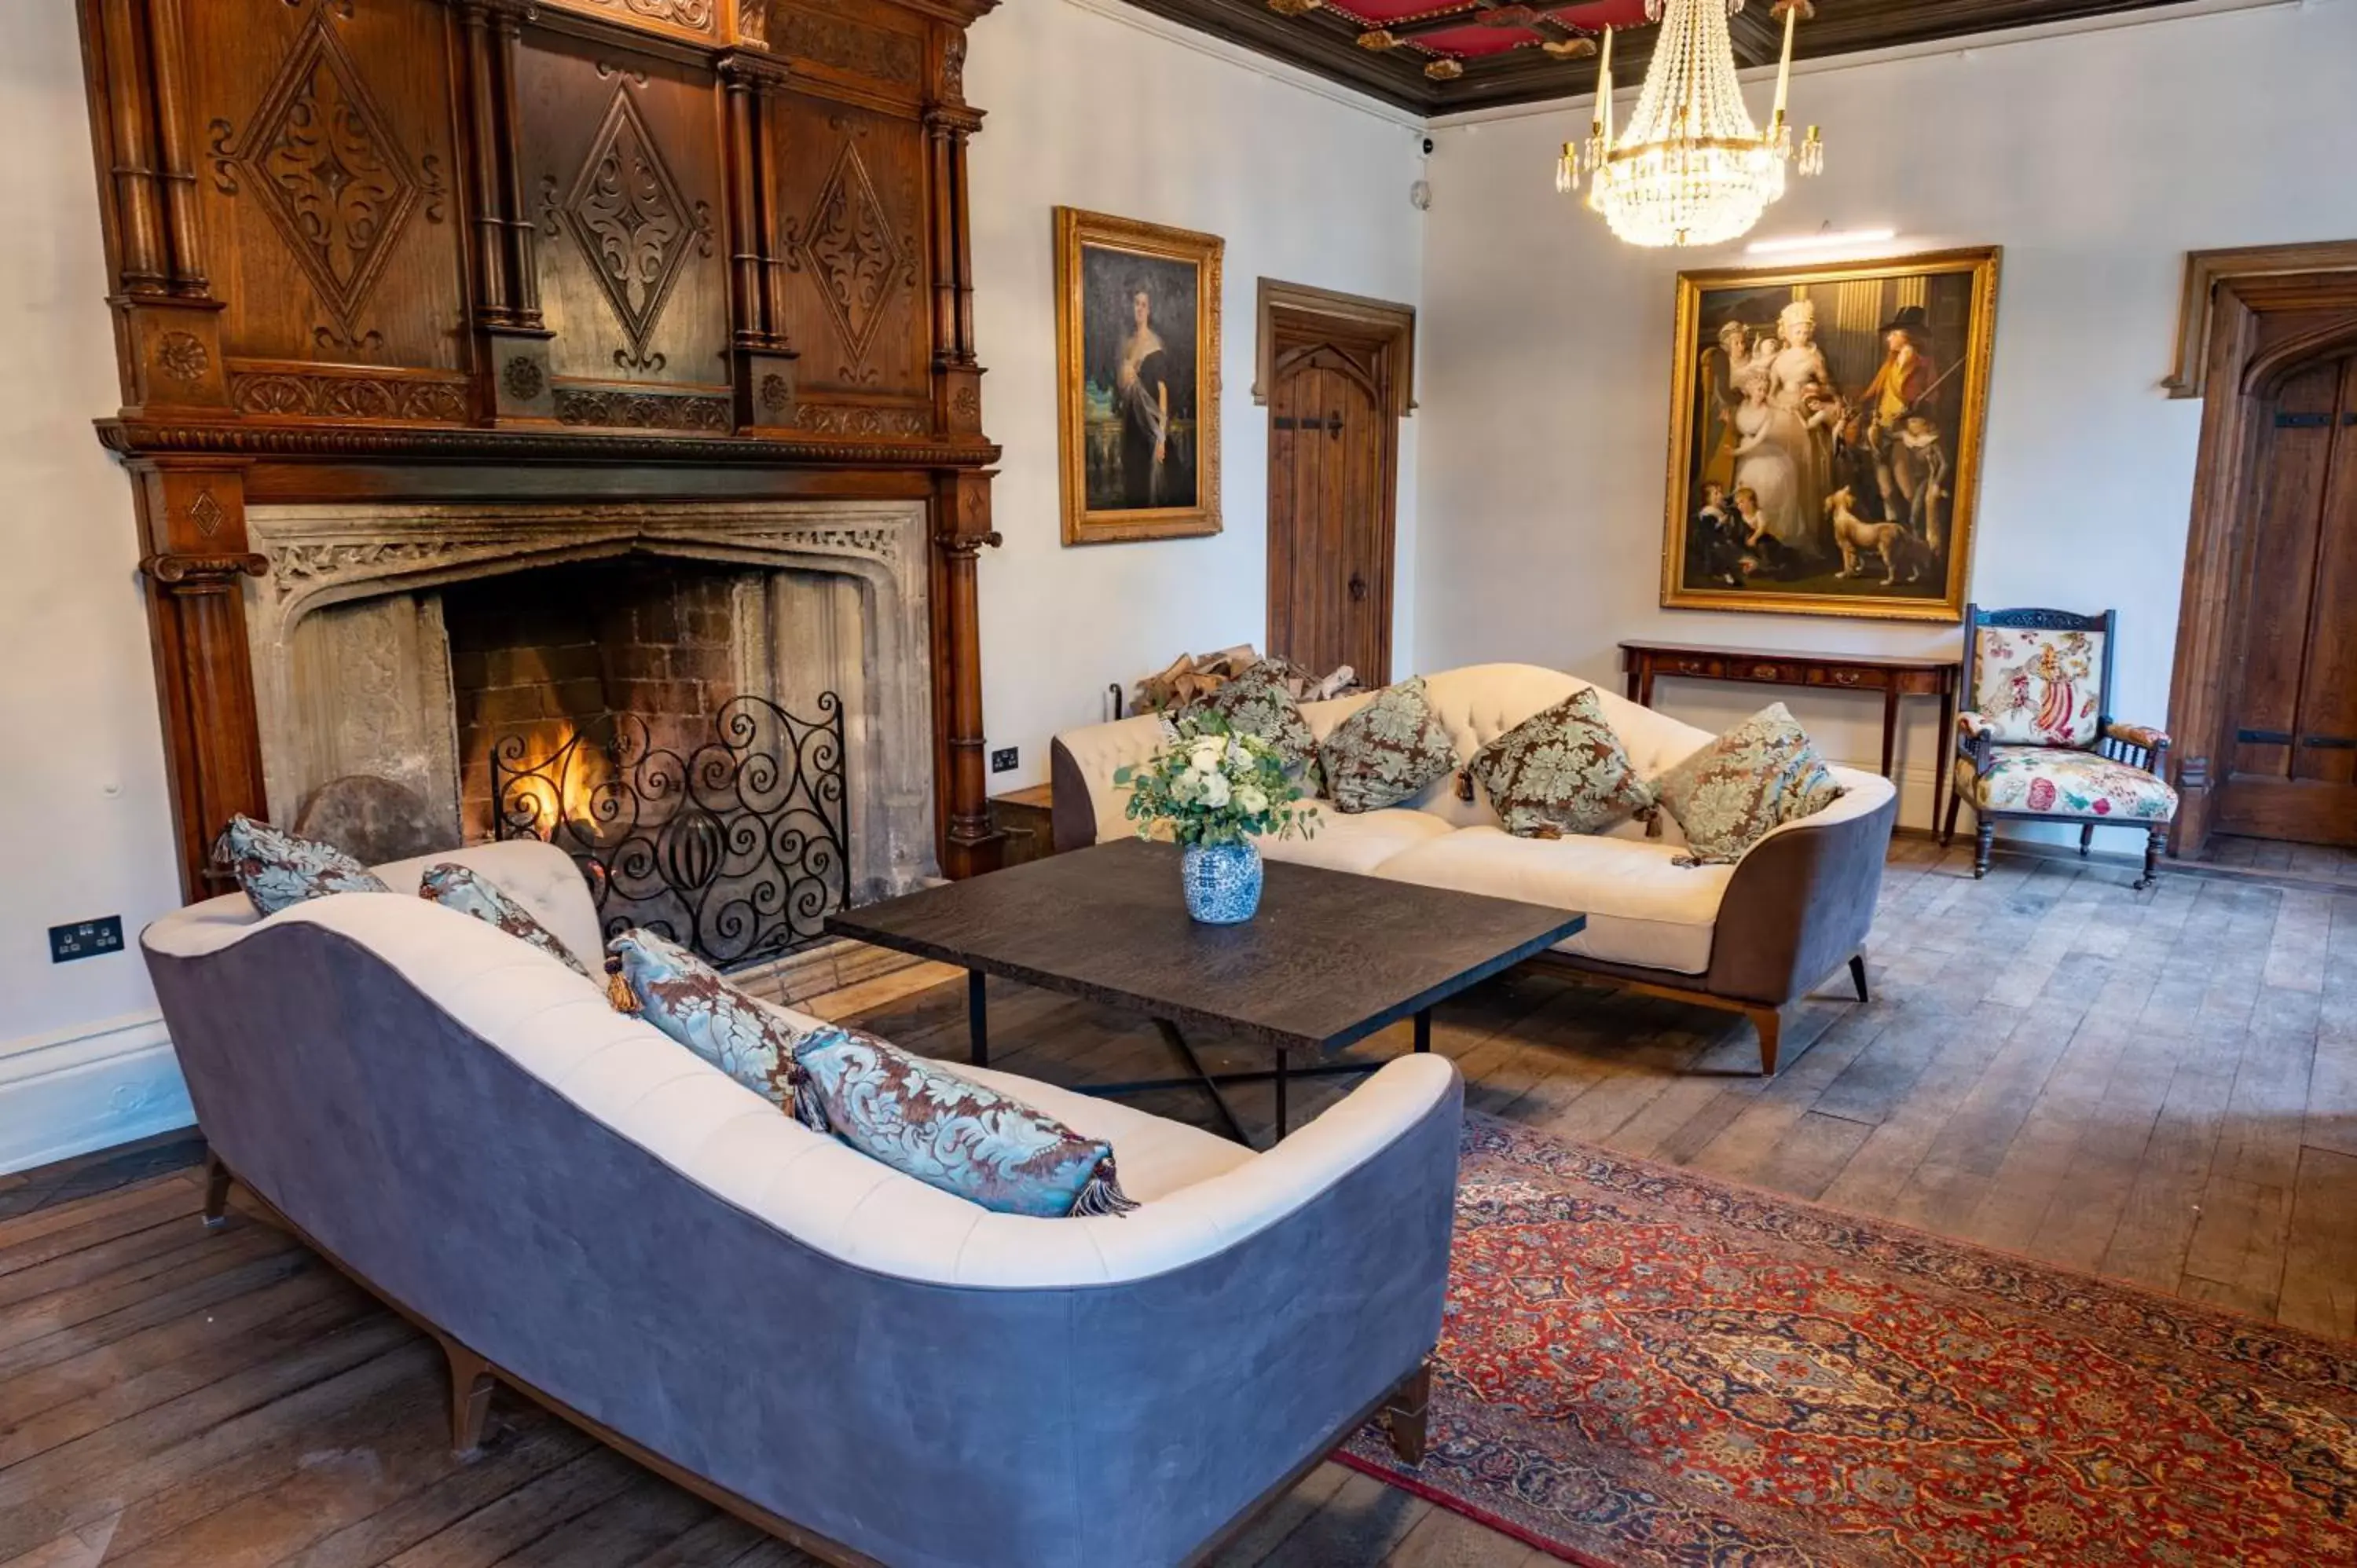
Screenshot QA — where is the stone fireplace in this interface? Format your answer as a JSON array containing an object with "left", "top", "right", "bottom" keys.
[{"left": 238, "top": 499, "right": 939, "bottom": 955}]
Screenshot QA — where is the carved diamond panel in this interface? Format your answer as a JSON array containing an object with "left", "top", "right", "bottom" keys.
[
  {"left": 239, "top": 12, "right": 421, "bottom": 337},
  {"left": 791, "top": 138, "right": 909, "bottom": 369},
  {"left": 559, "top": 87, "right": 706, "bottom": 371}
]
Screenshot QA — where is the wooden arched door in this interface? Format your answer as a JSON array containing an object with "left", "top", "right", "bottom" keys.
[
  {"left": 1267, "top": 340, "right": 1395, "bottom": 684},
  {"left": 2216, "top": 350, "right": 2357, "bottom": 844}
]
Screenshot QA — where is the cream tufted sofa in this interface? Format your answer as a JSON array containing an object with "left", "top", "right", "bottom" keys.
[
  {"left": 141, "top": 839, "right": 1460, "bottom": 1568},
  {"left": 1051, "top": 664, "right": 1899, "bottom": 1072}
]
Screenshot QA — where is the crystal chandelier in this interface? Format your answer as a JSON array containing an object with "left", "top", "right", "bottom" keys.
[{"left": 1556, "top": 0, "right": 1825, "bottom": 249}]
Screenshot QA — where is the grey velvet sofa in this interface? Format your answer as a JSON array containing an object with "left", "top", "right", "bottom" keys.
[
  {"left": 141, "top": 839, "right": 1461, "bottom": 1568},
  {"left": 1052, "top": 663, "right": 1899, "bottom": 1073}
]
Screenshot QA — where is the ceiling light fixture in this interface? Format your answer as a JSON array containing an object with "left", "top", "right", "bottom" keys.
[{"left": 1556, "top": 0, "right": 1825, "bottom": 249}]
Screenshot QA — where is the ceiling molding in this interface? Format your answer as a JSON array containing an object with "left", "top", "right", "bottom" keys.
[
  {"left": 1109, "top": 0, "right": 2293, "bottom": 116},
  {"left": 1058, "top": 0, "right": 1428, "bottom": 126}
]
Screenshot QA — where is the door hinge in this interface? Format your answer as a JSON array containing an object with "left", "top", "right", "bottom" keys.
[
  {"left": 2304, "top": 735, "right": 2357, "bottom": 750},
  {"left": 2276, "top": 412, "right": 2333, "bottom": 428},
  {"left": 2238, "top": 727, "right": 2294, "bottom": 745}
]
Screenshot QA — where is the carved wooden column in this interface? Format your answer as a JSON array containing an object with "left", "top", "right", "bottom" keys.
[
  {"left": 456, "top": 0, "right": 555, "bottom": 419},
  {"left": 80, "top": 0, "right": 229, "bottom": 414},
  {"left": 131, "top": 462, "right": 269, "bottom": 897},
  {"left": 933, "top": 468, "right": 1003, "bottom": 877},
  {"left": 719, "top": 49, "right": 800, "bottom": 429},
  {"left": 925, "top": 32, "right": 984, "bottom": 440}
]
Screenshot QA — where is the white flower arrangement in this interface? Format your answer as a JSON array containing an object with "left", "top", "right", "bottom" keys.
[{"left": 1113, "top": 713, "right": 1319, "bottom": 849}]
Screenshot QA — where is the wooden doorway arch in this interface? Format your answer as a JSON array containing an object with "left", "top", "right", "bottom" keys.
[{"left": 2166, "top": 241, "right": 2357, "bottom": 856}]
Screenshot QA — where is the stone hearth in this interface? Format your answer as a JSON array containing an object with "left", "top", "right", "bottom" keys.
[{"left": 239, "top": 500, "right": 937, "bottom": 911}]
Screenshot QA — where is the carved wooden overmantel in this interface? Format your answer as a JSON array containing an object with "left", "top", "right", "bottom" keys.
[{"left": 75, "top": 0, "right": 1003, "bottom": 896}]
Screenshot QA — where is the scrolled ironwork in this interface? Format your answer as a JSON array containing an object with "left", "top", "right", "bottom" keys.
[{"left": 490, "top": 693, "right": 849, "bottom": 969}]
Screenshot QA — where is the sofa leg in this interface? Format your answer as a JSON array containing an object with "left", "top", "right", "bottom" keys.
[
  {"left": 201, "top": 1153, "right": 233, "bottom": 1232},
  {"left": 441, "top": 1336, "right": 497, "bottom": 1457},
  {"left": 1848, "top": 953, "right": 1870, "bottom": 1004},
  {"left": 2079, "top": 822, "right": 2096, "bottom": 858},
  {"left": 1382, "top": 1360, "right": 1432, "bottom": 1466},
  {"left": 1753, "top": 1007, "right": 1782, "bottom": 1076},
  {"left": 2137, "top": 826, "right": 2166, "bottom": 892},
  {"left": 1974, "top": 819, "right": 1994, "bottom": 879},
  {"left": 1941, "top": 787, "right": 1963, "bottom": 848}
]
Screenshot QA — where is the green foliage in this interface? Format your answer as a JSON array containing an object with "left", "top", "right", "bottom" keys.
[{"left": 1113, "top": 712, "right": 1320, "bottom": 849}]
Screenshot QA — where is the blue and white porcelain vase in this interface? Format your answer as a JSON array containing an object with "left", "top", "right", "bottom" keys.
[{"left": 1181, "top": 839, "right": 1263, "bottom": 925}]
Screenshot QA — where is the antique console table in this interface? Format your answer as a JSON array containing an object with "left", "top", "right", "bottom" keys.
[{"left": 1621, "top": 640, "right": 1962, "bottom": 819}]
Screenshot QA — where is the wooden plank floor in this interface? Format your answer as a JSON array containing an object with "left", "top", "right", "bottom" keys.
[{"left": 4, "top": 841, "right": 2352, "bottom": 1566}]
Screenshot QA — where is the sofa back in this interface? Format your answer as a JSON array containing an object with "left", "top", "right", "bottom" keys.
[{"left": 1054, "top": 662, "right": 1720, "bottom": 848}]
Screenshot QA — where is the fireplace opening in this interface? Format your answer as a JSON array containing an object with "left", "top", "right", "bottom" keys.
[{"left": 441, "top": 559, "right": 849, "bottom": 969}]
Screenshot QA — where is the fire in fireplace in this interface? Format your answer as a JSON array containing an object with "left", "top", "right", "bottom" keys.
[{"left": 441, "top": 559, "right": 848, "bottom": 966}]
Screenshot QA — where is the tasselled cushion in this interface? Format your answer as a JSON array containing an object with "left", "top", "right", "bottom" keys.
[
  {"left": 1317, "top": 676, "right": 1458, "bottom": 815},
  {"left": 791, "top": 1026, "right": 1138, "bottom": 1218},
  {"left": 1468, "top": 687, "right": 1656, "bottom": 838},
  {"left": 418, "top": 862, "right": 591, "bottom": 976},
  {"left": 1655, "top": 704, "right": 1844, "bottom": 866},
  {"left": 213, "top": 814, "right": 390, "bottom": 916},
  {"left": 1194, "top": 658, "right": 1322, "bottom": 793},
  {"left": 607, "top": 929, "right": 815, "bottom": 1112}
]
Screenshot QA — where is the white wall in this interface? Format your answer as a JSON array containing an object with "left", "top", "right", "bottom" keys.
[
  {"left": 0, "top": 4, "right": 194, "bottom": 1171},
  {"left": 966, "top": 0, "right": 1428, "bottom": 787},
  {"left": 1413, "top": 0, "right": 2357, "bottom": 831}
]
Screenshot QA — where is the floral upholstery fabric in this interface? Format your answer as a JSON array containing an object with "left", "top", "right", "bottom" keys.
[
  {"left": 608, "top": 929, "right": 812, "bottom": 1107},
  {"left": 213, "top": 814, "right": 390, "bottom": 916},
  {"left": 791, "top": 1027, "right": 1137, "bottom": 1218},
  {"left": 1194, "top": 659, "right": 1321, "bottom": 793},
  {"left": 2102, "top": 720, "right": 2171, "bottom": 753},
  {"left": 1318, "top": 676, "right": 1457, "bottom": 815},
  {"left": 1971, "top": 626, "right": 2104, "bottom": 748},
  {"left": 1468, "top": 687, "right": 1655, "bottom": 838},
  {"left": 420, "top": 862, "right": 589, "bottom": 975},
  {"left": 1655, "top": 704, "right": 1845, "bottom": 866},
  {"left": 1963, "top": 747, "right": 2178, "bottom": 822}
]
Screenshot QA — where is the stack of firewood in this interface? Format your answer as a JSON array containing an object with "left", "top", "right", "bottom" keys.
[{"left": 1129, "top": 647, "right": 1355, "bottom": 715}]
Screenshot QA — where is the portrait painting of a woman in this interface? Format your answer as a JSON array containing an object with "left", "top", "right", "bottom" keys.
[
  {"left": 1660, "top": 248, "right": 2001, "bottom": 622},
  {"left": 1055, "top": 209, "right": 1222, "bottom": 544}
]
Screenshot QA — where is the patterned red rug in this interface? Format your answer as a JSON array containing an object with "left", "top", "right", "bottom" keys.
[{"left": 1342, "top": 1117, "right": 2357, "bottom": 1566}]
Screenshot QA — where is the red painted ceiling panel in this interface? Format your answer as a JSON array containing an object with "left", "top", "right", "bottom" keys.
[{"left": 1326, "top": 0, "right": 1654, "bottom": 59}]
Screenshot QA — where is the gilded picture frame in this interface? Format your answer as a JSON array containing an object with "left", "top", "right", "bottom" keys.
[
  {"left": 1054, "top": 207, "right": 1223, "bottom": 545},
  {"left": 1661, "top": 247, "right": 2002, "bottom": 622}
]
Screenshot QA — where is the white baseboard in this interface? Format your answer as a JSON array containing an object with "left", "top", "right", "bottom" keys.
[{"left": 0, "top": 1012, "right": 194, "bottom": 1177}]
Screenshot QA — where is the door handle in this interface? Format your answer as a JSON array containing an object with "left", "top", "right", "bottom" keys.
[
  {"left": 1325, "top": 411, "right": 1343, "bottom": 439},
  {"left": 1348, "top": 573, "right": 1368, "bottom": 603}
]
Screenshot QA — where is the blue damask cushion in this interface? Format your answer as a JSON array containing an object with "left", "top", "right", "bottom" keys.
[
  {"left": 607, "top": 929, "right": 816, "bottom": 1114},
  {"left": 419, "top": 863, "right": 589, "bottom": 976},
  {"left": 214, "top": 814, "right": 390, "bottom": 916},
  {"left": 791, "top": 1028, "right": 1138, "bottom": 1219}
]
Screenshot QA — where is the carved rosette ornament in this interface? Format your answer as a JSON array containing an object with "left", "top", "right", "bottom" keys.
[
  {"left": 760, "top": 373, "right": 792, "bottom": 415},
  {"left": 502, "top": 357, "right": 546, "bottom": 401},
  {"left": 156, "top": 332, "right": 211, "bottom": 386}
]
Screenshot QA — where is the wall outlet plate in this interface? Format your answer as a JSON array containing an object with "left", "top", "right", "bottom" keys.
[
  {"left": 991, "top": 746, "right": 1019, "bottom": 774},
  {"left": 50, "top": 915, "right": 125, "bottom": 963}
]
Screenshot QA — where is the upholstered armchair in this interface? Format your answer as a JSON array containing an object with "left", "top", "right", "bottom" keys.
[{"left": 1941, "top": 605, "right": 2177, "bottom": 888}]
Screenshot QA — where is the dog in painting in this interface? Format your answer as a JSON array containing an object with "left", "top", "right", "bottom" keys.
[{"left": 1826, "top": 485, "right": 1924, "bottom": 585}]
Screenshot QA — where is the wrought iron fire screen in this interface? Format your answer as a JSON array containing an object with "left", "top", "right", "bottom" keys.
[{"left": 490, "top": 693, "right": 849, "bottom": 969}]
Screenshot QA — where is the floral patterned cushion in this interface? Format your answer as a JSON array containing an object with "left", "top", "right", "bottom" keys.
[
  {"left": 419, "top": 862, "right": 590, "bottom": 975},
  {"left": 608, "top": 929, "right": 814, "bottom": 1107},
  {"left": 791, "top": 1028, "right": 1137, "bottom": 1218},
  {"left": 1194, "top": 659, "right": 1321, "bottom": 793},
  {"left": 213, "top": 814, "right": 390, "bottom": 916},
  {"left": 1654, "top": 704, "right": 1845, "bottom": 866},
  {"left": 1317, "top": 676, "right": 1457, "bottom": 815},
  {"left": 1971, "top": 626, "right": 2105, "bottom": 748},
  {"left": 1963, "top": 746, "right": 2178, "bottom": 821},
  {"left": 1468, "top": 687, "right": 1654, "bottom": 838}
]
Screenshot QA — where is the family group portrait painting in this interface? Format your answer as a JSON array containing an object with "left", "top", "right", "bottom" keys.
[
  {"left": 1662, "top": 247, "right": 2002, "bottom": 621},
  {"left": 1054, "top": 207, "right": 1224, "bottom": 545}
]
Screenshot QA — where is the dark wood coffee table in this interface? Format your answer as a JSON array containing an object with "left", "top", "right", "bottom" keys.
[{"left": 827, "top": 838, "right": 1586, "bottom": 1144}]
